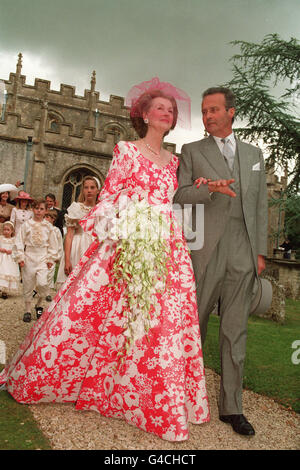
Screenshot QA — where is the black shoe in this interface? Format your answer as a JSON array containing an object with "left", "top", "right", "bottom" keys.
[
  {"left": 219, "top": 414, "right": 255, "bottom": 436},
  {"left": 1, "top": 292, "right": 8, "bottom": 299},
  {"left": 45, "top": 295, "right": 52, "bottom": 302},
  {"left": 35, "top": 307, "right": 43, "bottom": 319},
  {"left": 23, "top": 312, "right": 32, "bottom": 322}
]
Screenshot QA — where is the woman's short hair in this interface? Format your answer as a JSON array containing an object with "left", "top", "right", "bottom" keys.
[{"left": 130, "top": 89, "right": 178, "bottom": 138}]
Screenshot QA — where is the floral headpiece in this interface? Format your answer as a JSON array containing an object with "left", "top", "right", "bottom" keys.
[{"left": 125, "top": 77, "right": 191, "bottom": 129}]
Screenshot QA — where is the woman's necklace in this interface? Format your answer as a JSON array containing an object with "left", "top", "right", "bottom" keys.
[{"left": 143, "top": 140, "right": 161, "bottom": 156}]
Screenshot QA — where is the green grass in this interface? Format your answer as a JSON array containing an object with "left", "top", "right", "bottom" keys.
[
  {"left": 1, "top": 299, "right": 299, "bottom": 450},
  {"left": 0, "top": 386, "right": 52, "bottom": 450},
  {"left": 203, "top": 298, "right": 300, "bottom": 413}
]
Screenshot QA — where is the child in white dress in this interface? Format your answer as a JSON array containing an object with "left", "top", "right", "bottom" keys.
[
  {"left": 44, "top": 209, "right": 63, "bottom": 301},
  {"left": 10, "top": 191, "right": 33, "bottom": 236},
  {"left": 13, "top": 199, "right": 58, "bottom": 322},
  {"left": 56, "top": 176, "right": 100, "bottom": 288},
  {"left": 0, "top": 221, "right": 21, "bottom": 298}
]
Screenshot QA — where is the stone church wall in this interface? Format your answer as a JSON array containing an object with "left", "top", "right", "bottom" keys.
[{"left": 0, "top": 53, "right": 287, "bottom": 260}]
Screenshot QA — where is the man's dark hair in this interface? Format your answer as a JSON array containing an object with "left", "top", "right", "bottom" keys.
[
  {"left": 202, "top": 87, "right": 236, "bottom": 109},
  {"left": 45, "top": 193, "right": 56, "bottom": 201}
]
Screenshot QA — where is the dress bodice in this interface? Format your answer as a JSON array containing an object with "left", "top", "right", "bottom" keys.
[
  {"left": 80, "top": 141, "right": 180, "bottom": 237},
  {"left": 100, "top": 141, "right": 178, "bottom": 206}
]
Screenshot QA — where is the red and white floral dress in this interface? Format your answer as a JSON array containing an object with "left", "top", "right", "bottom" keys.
[{"left": 0, "top": 141, "right": 210, "bottom": 441}]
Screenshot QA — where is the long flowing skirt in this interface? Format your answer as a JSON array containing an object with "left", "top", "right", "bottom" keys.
[{"left": 0, "top": 234, "right": 210, "bottom": 441}]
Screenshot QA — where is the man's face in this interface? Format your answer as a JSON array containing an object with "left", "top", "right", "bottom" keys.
[
  {"left": 45, "top": 196, "right": 55, "bottom": 209},
  {"left": 202, "top": 93, "right": 235, "bottom": 138}
]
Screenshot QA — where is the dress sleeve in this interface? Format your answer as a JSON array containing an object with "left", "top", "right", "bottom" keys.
[
  {"left": 79, "top": 141, "right": 134, "bottom": 236},
  {"left": 12, "top": 221, "right": 27, "bottom": 263},
  {"left": 46, "top": 225, "right": 60, "bottom": 264},
  {"left": 64, "top": 202, "right": 81, "bottom": 228},
  {"left": 10, "top": 207, "right": 17, "bottom": 226}
]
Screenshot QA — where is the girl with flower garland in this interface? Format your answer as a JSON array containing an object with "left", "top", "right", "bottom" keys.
[{"left": 0, "top": 78, "right": 231, "bottom": 441}]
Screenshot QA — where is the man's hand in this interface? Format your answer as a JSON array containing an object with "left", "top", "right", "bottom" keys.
[
  {"left": 257, "top": 255, "right": 265, "bottom": 275},
  {"left": 194, "top": 177, "right": 236, "bottom": 198}
]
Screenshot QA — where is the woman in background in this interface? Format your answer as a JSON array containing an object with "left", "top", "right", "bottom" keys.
[
  {"left": 10, "top": 191, "right": 33, "bottom": 236},
  {"left": 0, "top": 184, "right": 18, "bottom": 235}
]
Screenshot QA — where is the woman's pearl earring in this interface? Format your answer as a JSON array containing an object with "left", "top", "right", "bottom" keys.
[{"left": 144, "top": 118, "right": 149, "bottom": 124}]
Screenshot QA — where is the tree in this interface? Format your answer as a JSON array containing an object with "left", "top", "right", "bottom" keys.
[
  {"left": 269, "top": 193, "right": 300, "bottom": 257},
  {"left": 223, "top": 34, "right": 300, "bottom": 193},
  {"left": 284, "top": 194, "right": 300, "bottom": 255}
]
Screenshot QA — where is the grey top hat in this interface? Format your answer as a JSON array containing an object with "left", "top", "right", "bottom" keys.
[{"left": 250, "top": 277, "right": 273, "bottom": 316}]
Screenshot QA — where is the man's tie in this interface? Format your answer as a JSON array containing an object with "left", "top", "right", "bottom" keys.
[{"left": 221, "top": 138, "right": 235, "bottom": 171}]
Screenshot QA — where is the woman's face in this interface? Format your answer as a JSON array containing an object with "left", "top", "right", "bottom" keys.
[
  {"left": 20, "top": 199, "right": 28, "bottom": 209},
  {"left": 144, "top": 97, "right": 174, "bottom": 134},
  {"left": 83, "top": 179, "right": 99, "bottom": 204},
  {"left": 0, "top": 192, "right": 9, "bottom": 203}
]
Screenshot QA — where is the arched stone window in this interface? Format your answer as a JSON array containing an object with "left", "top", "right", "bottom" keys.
[
  {"left": 104, "top": 122, "right": 127, "bottom": 144},
  {"left": 48, "top": 110, "right": 64, "bottom": 132},
  {"left": 61, "top": 168, "right": 103, "bottom": 210}
]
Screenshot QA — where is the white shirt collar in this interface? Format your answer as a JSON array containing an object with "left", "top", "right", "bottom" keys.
[
  {"left": 212, "top": 132, "right": 236, "bottom": 153},
  {"left": 213, "top": 132, "right": 235, "bottom": 144}
]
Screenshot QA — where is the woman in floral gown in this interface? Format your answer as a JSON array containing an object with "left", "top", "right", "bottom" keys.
[{"left": 0, "top": 78, "right": 210, "bottom": 441}]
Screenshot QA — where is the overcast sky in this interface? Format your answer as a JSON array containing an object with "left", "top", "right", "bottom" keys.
[{"left": 0, "top": 0, "right": 299, "bottom": 150}]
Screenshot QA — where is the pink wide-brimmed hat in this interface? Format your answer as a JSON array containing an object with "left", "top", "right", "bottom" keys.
[{"left": 15, "top": 191, "right": 33, "bottom": 202}]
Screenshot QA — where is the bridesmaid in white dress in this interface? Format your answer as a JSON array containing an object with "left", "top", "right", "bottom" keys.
[
  {"left": 0, "top": 221, "right": 20, "bottom": 298},
  {"left": 56, "top": 176, "right": 100, "bottom": 288}
]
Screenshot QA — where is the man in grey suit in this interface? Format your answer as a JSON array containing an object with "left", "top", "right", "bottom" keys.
[{"left": 174, "top": 87, "right": 268, "bottom": 436}]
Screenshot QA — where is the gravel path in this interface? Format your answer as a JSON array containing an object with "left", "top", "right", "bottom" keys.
[{"left": 1, "top": 292, "right": 299, "bottom": 450}]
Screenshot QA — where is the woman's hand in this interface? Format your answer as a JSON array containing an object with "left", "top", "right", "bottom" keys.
[
  {"left": 19, "top": 261, "right": 25, "bottom": 268},
  {"left": 64, "top": 260, "right": 72, "bottom": 276}
]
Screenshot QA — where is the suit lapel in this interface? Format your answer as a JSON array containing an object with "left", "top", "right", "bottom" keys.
[
  {"left": 200, "top": 135, "right": 231, "bottom": 178},
  {"left": 236, "top": 139, "right": 252, "bottom": 199}
]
